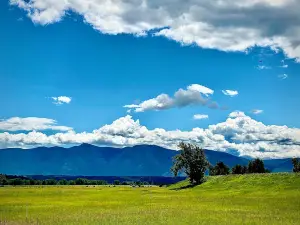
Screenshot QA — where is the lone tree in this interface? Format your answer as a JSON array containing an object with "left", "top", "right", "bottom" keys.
[
  {"left": 247, "top": 158, "right": 266, "bottom": 173},
  {"left": 172, "top": 142, "right": 209, "bottom": 184},
  {"left": 209, "top": 161, "right": 230, "bottom": 176},
  {"left": 292, "top": 158, "right": 300, "bottom": 172}
]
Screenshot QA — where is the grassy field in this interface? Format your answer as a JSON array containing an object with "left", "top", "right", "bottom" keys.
[{"left": 0, "top": 173, "right": 300, "bottom": 224}]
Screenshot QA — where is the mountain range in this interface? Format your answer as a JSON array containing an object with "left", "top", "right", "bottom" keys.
[{"left": 0, "top": 144, "right": 293, "bottom": 176}]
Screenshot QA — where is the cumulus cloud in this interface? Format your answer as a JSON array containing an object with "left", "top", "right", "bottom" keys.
[
  {"left": 10, "top": 0, "right": 300, "bottom": 61},
  {"left": 193, "top": 114, "right": 209, "bottom": 120},
  {"left": 1, "top": 113, "right": 300, "bottom": 159},
  {"left": 251, "top": 109, "right": 264, "bottom": 114},
  {"left": 187, "top": 84, "right": 214, "bottom": 96},
  {"left": 0, "top": 117, "right": 72, "bottom": 131},
  {"left": 229, "top": 111, "right": 246, "bottom": 118},
  {"left": 278, "top": 74, "right": 288, "bottom": 79},
  {"left": 52, "top": 96, "right": 72, "bottom": 105},
  {"left": 222, "top": 90, "right": 239, "bottom": 97},
  {"left": 124, "top": 84, "right": 214, "bottom": 112}
]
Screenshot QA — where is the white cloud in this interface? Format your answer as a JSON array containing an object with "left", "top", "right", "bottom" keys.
[
  {"left": 1, "top": 113, "right": 300, "bottom": 159},
  {"left": 251, "top": 109, "right": 264, "bottom": 114},
  {"left": 278, "top": 74, "right": 288, "bottom": 79},
  {"left": 123, "top": 104, "right": 140, "bottom": 109},
  {"left": 124, "top": 84, "right": 214, "bottom": 112},
  {"left": 52, "top": 96, "right": 72, "bottom": 105},
  {"left": 99, "top": 116, "right": 148, "bottom": 138},
  {"left": 280, "top": 60, "right": 288, "bottom": 68},
  {"left": 228, "top": 111, "right": 246, "bottom": 118},
  {"left": 256, "top": 65, "right": 271, "bottom": 70},
  {"left": 193, "top": 114, "right": 209, "bottom": 120},
  {"left": 10, "top": 0, "right": 300, "bottom": 61},
  {"left": 0, "top": 117, "right": 72, "bottom": 131},
  {"left": 222, "top": 90, "right": 239, "bottom": 97},
  {"left": 187, "top": 84, "right": 214, "bottom": 96}
]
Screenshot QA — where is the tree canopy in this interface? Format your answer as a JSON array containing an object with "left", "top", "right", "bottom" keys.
[
  {"left": 209, "top": 161, "right": 230, "bottom": 176},
  {"left": 231, "top": 164, "right": 247, "bottom": 174},
  {"left": 172, "top": 142, "right": 209, "bottom": 184},
  {"left": 292, "top": 158, "right": 300, "bottom": 172},
  {"left": 248, "top": 158, "right": 266, "bottom": 173},
  {"left": 0, "top": 174, "right": 7, "bottom": 185}
]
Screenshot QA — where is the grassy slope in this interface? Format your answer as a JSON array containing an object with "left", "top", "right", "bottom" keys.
[{"left": 0, "top": 173, "right": 300, "bottom": 225}]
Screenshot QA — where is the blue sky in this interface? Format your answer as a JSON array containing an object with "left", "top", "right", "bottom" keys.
[{"left": 1, "top": 0, "right": 300, "bottom": 158}]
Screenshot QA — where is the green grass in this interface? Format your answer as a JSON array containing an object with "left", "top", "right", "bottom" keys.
[{"left": 1, "top": 173, "right": 300, "bottom": 224}]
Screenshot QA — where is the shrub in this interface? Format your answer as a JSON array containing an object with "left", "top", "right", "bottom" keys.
[
  {"left": 96, "top": 180, "right": 107, "bottom": 185},
  {"left": 9, "top": 178, "right": 24, "bottom": 186},
  {"left": 45, "top": 179, "right": 57, "bottom": 185},
  {"left": 113, "top": 180, "right": 121, "bottom": 185},
  {"left": 58, "top": 179, "right": 68, "bottom": 185},
  {"left": 0, "top": 174, "right": 7, "bottom": 185},
  {"left": 75, "top": 178, "right": 89, "bottom": 185},
  {"left": 35, "top": 180, "right": 42, "bottom": 185},
  {"left": 69, "top": 180, "right": 76, "bottom": 185},
  {"left": 134, "top": 181, "right": 142, "bottom": 187}
]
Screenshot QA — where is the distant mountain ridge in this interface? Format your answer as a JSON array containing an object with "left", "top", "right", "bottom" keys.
[{"left": 0, "top": 144, "right": 293, "bottom": 176}]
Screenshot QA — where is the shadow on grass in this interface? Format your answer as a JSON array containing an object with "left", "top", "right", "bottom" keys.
[
  {"left": 169, "top": 178, "right": 208, "bottom": 191},
  {"left": 169, "top": 183, "right": 198, "bottom": 191}
]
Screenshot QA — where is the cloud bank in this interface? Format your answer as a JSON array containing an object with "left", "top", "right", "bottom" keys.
[
  {"left": 0, "top": 117, "right": 72, "bottom": 131},
  {"left": 124, "top": 84, "right": 214, "bottom": 112},
  {"left": 1, "top": 112, "right": 300, "bottom": 159},
  {"left": 10, "top": 0, "right": 300, "bottom": 61}
]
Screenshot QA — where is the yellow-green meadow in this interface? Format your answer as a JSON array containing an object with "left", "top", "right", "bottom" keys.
[{"left": 1, "top": 173, "right": 300, "bottom": 225}]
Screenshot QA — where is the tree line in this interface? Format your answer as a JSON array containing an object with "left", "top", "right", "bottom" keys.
[
  {"left": 172, "top": 142, "right": 300, "bottom": 185},
  {"left": 0, "top": 176, "right": 150, "bottom": 187},
  {"left": 209, "top": 158, "right": 271, "bottom": 176}
]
